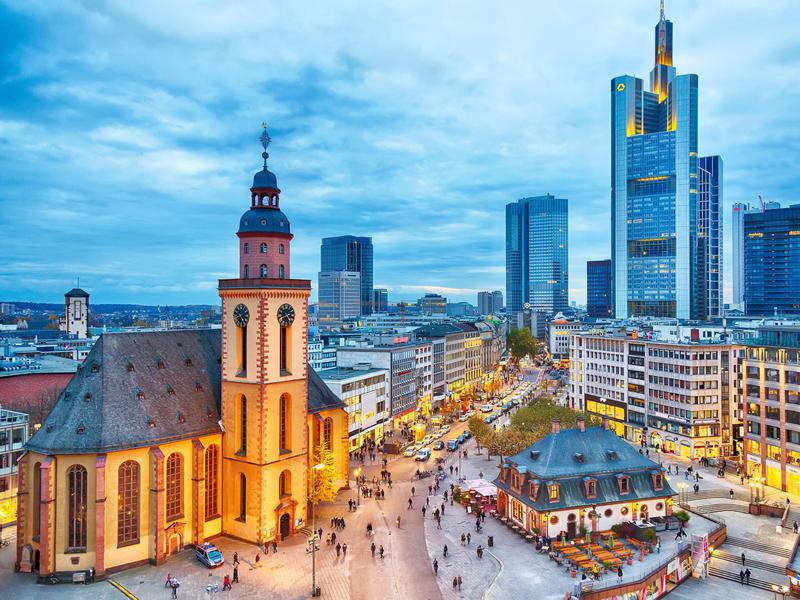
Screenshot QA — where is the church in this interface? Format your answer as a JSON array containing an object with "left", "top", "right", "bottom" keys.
[{"left": 14, "top": 127, "right": 350, "bottom": 578}]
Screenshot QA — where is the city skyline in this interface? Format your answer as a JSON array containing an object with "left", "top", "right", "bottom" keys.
[{"left": 1, "top": 1, "right": 798, "bottom": 305}]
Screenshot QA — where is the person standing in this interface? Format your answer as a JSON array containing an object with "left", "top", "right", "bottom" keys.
[
  {"left": 452, "top": 577, "right": 457, "bottom": 590},
  {"left": 272, "top": 540, "right": 278, "bottom": 553},
  {"left": 171, "top": 580, "right": 178, "bottom": 599},
  {"left": 745, "top": 569, "right": 751, "bottom": 585},
  {"left": 233, "top": 552, "right": 239, "bottom": 566},
  {"left": 433, "top": 559, "right": 438, "bottom": 574},
  {"left": 371, "top": 542, "right": 376, "bottom": 557},
  {"left": 443, "top": 544, "right": 448, "bottom": 557},
  {"left": 457, "top": 575, "right": 462, "bottom": 589},
  {"left": 343, "top": 543, "right": 348, "bottom": 557},
  {"left": 466, "top": 532, "right": 471, "bottom": 545},
  {"left": 617, "top": 566, "right": 623, "bottom": 583},
  {"left": 233, "top": 565, "right": 239, "bottom": 583},
  {"left": 741, "top": 552, "right": 746, "bottom": 566},
  {"left": 336, "top": 543, "right": 341, "bottom": 557}
]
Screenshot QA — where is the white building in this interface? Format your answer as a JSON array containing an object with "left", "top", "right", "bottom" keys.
[{"left": 0, "top": 406, "right": 29, "bottom": 527}]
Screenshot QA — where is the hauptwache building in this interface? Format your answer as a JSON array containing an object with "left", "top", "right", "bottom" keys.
[{"left": 14, "top": 128, "right": 349, "bottom": 579}]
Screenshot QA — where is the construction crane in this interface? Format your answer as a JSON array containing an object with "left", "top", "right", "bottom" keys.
[{"left": 758, "top": 194, "right": 765, "bottom": 212}]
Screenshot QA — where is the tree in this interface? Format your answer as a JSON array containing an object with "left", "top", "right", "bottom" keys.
[
  {"left": 486, "top": 429, "right": 535, "bottom": 464},
  {"left": 309, "top": 446, "right": 339, "bottom": 504},
  {"left": 468, "top": 415, "right": 492, "bottom": 455},
  {"left": 509, "top": 401, "right": 600, "bottom": 443},
  {"left": 506, "top": 327, "right": 541, "bottom": 361}
]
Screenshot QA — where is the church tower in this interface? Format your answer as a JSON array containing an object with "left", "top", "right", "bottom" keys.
[
  {"left": 219, "top": 125, "right": 311, "bottom": 544},
  {"left": 64, "top": 286, "right": 89, "bottom": 338}
]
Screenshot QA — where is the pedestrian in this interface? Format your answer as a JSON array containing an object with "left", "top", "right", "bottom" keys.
[
  {"left": 165, "top": 573, "right": 172, "bottom": 588},
  {"left": 433, "top": 558, "right": 438, "bottom": 574},
  {"left": 223, "top": 574, "right": 231, "bottom": 591},
  {"left": 444, "top": 491, "right": 448, "bottom": 502},
  {"left": 739, "top": 570, "right": 745, "bottom": 585},
  {"left": 331, "top": 532, "right": 337, "bottom": 545},
  {"left": 461, "top": 533, "right": 466, "bottom": 545},
  {"left": 794, "top": 521, "right": 799, "bottom": 534},
  {"left": 396, "top": 516, "right": 401, "bottom": 528},
  {"left": 343, "top": 543, "right": 348, "bottom": 557},
  {"left": 729, "top": 489, "right": 734, "bottom": 500},
  {"left": 467, "top": 532, "right": 471, "bottom": 545},
  {"left": 452, "top": 577, "right": 458, "bottom": 590},
  {"left": 745, "top": 568, "right": 751, "bottom": 584},
  {"left": 443, "top": 544, "right": 448, "bottom": 557},
  {"left": 233, "top": 552, "right": 239, "bottom": 566},
  {"left": 272, "top": 540, "right": 277, "bottom": 553},
  {"left": 336, "top": 543, "right": 341, "bottom": 557},
  {"left": 429, "top": 485, "right": 433, "bottom": 495},
  {"left": 477, "top": 545, "right": 483, "bottom": 559},
  {"left": 426, "top": 497, "right": 430, "bottom": 507},
  {"left": 479, "top": 471, "right": 483, "bottom": 479},
  {"left": 171, "top": 580, "right": 178, "bottom": 599},
  {"left": 617, "top": 566, "right": 623, "bottom": 583},
  {"left": 450, "top": 465, "right": 454, "bottom": 475},
  {"left": 422, "top": 507, "right": 427, "bottom": 518},
  {"left": 655, "top": 539, "right": 660, "bottom": 554},
  {"left": 371, "top": 542, "right": 376, "bottom": 557},
  {"left": 408, "top": 498, "right": 414, "bottom": 509},
  {"left": 457, "top": 575, "right": 462, "bottom": 590},
  {"left": 412, "top": 486, "right": 416, "bottom": 497},
  {"left": 379, "top": 545, "right": 385, "bottom": 559},
  {"left": 442, "top": 503, "right": 445, "bottom": 515},
  {"left": 741, "top": 552, "right": 746, "bottom": 566},
  {"left": 255, "top": 553, "right": 261, "bottom": 566},
  {"left": 233, "top": 566, "right": 239, "bottom": 583}
]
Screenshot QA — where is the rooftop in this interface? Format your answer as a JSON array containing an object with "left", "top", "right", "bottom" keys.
[
  {"left": 317, "top": 366, "right": 385, "bottom": 381},
  {"left": 0, "top": 353, "right": 80, "bottom": 377}
]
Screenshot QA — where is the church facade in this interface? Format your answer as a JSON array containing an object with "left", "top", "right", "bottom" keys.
[{"left": 14, "top": 129, "right": 349, "bottom": 578}]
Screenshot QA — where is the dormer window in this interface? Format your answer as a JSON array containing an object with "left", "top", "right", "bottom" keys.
[
  {"left": 185, "top": 358, "right": 193, "bottom": 367},
  {"left": 127, "top": 362, "right": 135, "bottom": 372},
  {"left": 137, "top": 390, "right": 145, "bottom": 401},
  {"left": 548, "top": 483, "right": 560, "bottom": 503},
  {"left": 195, "top": 382, "right": 204, "bottom": 392},
  {"left": 529, "top": 480, "right": 540, "bottom": 500},
  {"left": 584, "top": 478, "right": 597, "bottom": 499},
  {"left": 157, "top": 359, "right": 165, "bottom": 369},
  {"left": 167, "top": 385, "right": 176, "bottom": 397},
  {"left": 652, "top": 472, "right": 664, "bottom": 491},
  {"left": 90, "top": 363, "right": 99, "bottom": 373},
  {"left": 617, "top": 475, "right": 630, "bottom": 495}
]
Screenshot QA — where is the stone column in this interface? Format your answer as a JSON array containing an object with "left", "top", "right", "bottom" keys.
[
  {"left": 94, "top": 455, "right": 107, "bottom": 576},
  {"left": 38, "top": 456, "right": 56, "bottom": 576},
  {"left": 191, "top": 440, "right": 205, "bottom": 545},
  {"left": 15, "top": 453, "right": 28, "bottom": 568},
  {"left": 149, "top": 447, "right": 165, "bottom": 564}
]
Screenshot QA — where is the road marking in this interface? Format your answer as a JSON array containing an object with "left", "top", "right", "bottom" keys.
[
  {"left": 108, "top": 579, "right": 139, "bottom": 600},
  {"left": 482, "top": 548, "right": 503, "bottom": 600}
]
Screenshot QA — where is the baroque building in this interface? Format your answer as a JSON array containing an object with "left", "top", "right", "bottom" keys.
[{"left": 14, "top": 127, "right": 349, "bottom": 579}]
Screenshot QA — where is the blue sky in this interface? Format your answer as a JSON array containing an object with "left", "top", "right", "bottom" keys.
[{"left": 1, "top": 1, "right": 798, "bottom": 306}]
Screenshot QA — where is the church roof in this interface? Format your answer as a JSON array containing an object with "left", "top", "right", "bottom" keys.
[
  {"left": 26, "top": 328, "right": 344, "bottom": 455},
  {"left": 65, "top": 288, "right": 90, "bottom": 298}
]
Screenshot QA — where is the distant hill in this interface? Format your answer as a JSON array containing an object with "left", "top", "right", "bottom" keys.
[{"left": 3, "top": 301, "right": 219, "bottom": 314}]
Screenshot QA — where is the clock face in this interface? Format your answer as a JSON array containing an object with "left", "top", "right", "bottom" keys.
[
  {"left": 233, "top": 303, "right": 250, "bottom": 328},
  {"left": 277, "top": 303, "right": 295, "bottom": 327}
]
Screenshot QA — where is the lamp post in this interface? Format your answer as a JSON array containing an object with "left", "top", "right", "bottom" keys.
[
  {"left": 354, "top": 467, "right": 362, "bottom": 506},
  {"left": 310, "top": 462, "right": 325, "bottom": 598}
]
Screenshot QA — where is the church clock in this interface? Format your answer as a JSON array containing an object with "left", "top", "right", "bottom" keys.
[
  {"left": 277, "top": 303, "right": 295, "bottom": 327},
  {"left": 233, "top": 303, "right": 250, "bottom": 327}
]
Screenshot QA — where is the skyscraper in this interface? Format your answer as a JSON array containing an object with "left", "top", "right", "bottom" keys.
[
  {"left": 506, "top": 194, "right": 569, "bottom": 317},
  {"left": 743, "top": 203, "right": 800, "bottom": 316},
  {"left": 418, "top": 293, "right": 447, "bottom": 316},
  {"left": 697, "top": 155, "right": 723, "bottom": 319},
  {"left": 731, "top": 202, "right": 749, "bottom": 310},
  {"left": 372, "top": 288, "right": 388, "bottom": 312},
  {"left": 611, "top": 3, "right": 721, "bottom": 320},
  {"left": 477, "top": 291, "right": 502, "bottom": 316},
  {"left": 320, "top": 235, "right": 373, "bottom": 315},
  {"left": 318, "top": 270, "right": 362, "bottom": 326},
  {"left": 586, "top": 260, "right": 612, "bottom": 318}
]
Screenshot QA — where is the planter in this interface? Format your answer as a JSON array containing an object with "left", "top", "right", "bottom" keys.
[{"left": 626, "top": 558, "right": 633, "bottom": 565}]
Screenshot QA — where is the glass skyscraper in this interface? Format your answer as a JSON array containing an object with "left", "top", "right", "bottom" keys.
[
  {"left": 697, "top": 155, "right": 723, "bottom": 319},
  {"left": 506, "top": 194, "right": 569, "bottom": 317},
  {"left": 320, "top": 235, "right": 373, "bottom": 315},
  {"left": 586, "top": 260, "right": 612, "bottom": 318},
  {"left": 611, "top": 4, "right": 721, "bottom": 319},
  {"left": 744, "top": 204, "right": 800, "bottom": 316}
]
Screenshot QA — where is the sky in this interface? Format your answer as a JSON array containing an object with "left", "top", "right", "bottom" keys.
[{"left": 1, "top": 1, "right": 799, "bottom": 307}]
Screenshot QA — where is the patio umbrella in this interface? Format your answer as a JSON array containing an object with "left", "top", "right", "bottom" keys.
[
  {"left": 561, "top": 532, "right": 566, "bottom": 545},
  {"left": 608, "top": 532, "right": 614, "bottom": 548}
]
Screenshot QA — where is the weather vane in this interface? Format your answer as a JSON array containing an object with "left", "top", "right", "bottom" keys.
[{"left": 260, "top": 122, "right": 271, "bottom": 168}]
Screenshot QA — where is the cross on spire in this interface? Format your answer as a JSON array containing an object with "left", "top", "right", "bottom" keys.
[{"left": 259, "top": 122, "right": 271, "bottom": 168}]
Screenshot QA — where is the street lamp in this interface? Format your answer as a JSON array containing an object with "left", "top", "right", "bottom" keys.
[
  {"left": 310, "top": 462, "right": 325, "bottom": 598},
  {"left": 354, "top": 467, "right": 362, "bottom": 506}
]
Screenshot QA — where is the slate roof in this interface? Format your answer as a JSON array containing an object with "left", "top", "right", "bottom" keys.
[
  {"left": 25, "top": 328, "right": 343, "bottom": 454},
  {"left": 65, "top": 288, "right": 90, "bottom": 297},
  {"left": 493, "top": 426, "right": 675, "bottom": 512},
  {"left": 414, "top": 323, "right": 464, "bottom": 338}
]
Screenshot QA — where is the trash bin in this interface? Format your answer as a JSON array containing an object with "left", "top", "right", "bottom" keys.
[
  {"left": 313, "top": 585, "right": 321, "bottom": 597},
  {"left": 488, "top": 535, "right": 494, "bottom": 547}
]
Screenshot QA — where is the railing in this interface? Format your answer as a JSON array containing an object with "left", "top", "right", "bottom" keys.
[{"left": 578, "top": 550, "right": 681, "bottom": 593}]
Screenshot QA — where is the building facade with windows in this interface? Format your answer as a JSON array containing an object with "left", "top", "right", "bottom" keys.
[
  {"left": 320, "top": 235, "right": 373, "bottom": 316},
  {"left": 506, "top": 194, "right": 569, "bottom": 317},
  {"left": 372, "top": 288, "right": 388, "bottom": 313},
  {"left": 318, "top": 270, "right": 361, "bottom": 327},
  {"left": 611, "top": 5, "right": 721, "bottom": 320},
  {"left": 0, "top": 407, "right": 28, "bottom": 528},
  {"left": 477, "top": 291, "right": 503, "bottom": 317},
  {"left": 586, "top": 260, "right": 613, "bottom": 318},
  {"left": 569, "top": 332, "right": 741, "bottom": 458},
  {"left": 13, "top": 129, "right": 349, "bottom": 579},
  {"left": 418, "top": 294, "right": 447, "bottom": 316}
]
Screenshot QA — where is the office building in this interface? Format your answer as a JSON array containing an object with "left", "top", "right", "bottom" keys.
[
  {"left": 743, "top": 204, "right": 800, "bottom": 316},
  {"left": 318, "top": 270, "right": 361, "bottom": 326},
  {"left": 506, "top": 194, "right": 569, "bottom": 316},
  {"left": 321, "top": 235, "right": 373, "bottom": 315},
  {"left": 0, "top": 407, "right": 28, "bottom": 528},
  {"left": 372, "top": 288, "right": 388, "bottom": 312},
  {"left": 586, "top": 260, "right": 613, "bottom": 318},
  {"left": 569, "top": 331, "right": 741, "bottom": 458},
  {"left": 697, "top": 155, "right": 723, "bottom": 319},
  {"left": 611, "top": 4, "right": 721, "bottom": 320},
  {"left": 477, "top": 291, "right": 503, "bottom": 316},
  {"left": 418, "top": 293, "right": 447, "bottom": 316},
  {"left": 731, "top": 202, "right": 749, "bottom": 310}
]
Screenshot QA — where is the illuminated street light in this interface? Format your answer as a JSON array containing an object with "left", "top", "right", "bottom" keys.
[
  {"left": 310, "top": 462, "right": 325, "bottom": 598},
  {"left": 354, "top": 467, "right": 363, "bottom": 506}
]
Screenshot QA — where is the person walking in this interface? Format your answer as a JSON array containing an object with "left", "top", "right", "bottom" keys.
[
  {"left": 331, "top": 532, "right": 337, "bottom": 546},
  {"left": 466, "top": 532, "right": 471, "bottom": 545},
  {"left": 741, "top": 552, "right": 746, "bottom": 566},
  {"left": 433, "top": 559, "right": 438, "bottom": 574},
  {"left": 171, "top": 580, "right": 178, "bottom": 599},
  {"left": 408, "top": 498, "right": 414, "bottom": 509},
  {"left": 272, "top": 540, "right": 278, "bottom": 553},
  {"left": 457, "top": 575, "right": 462, "bottom": 590},
  {"left": 422, "top": 506, "right": 427, "bottom": 518},
  {"left": 233, "top": 565, "right": 239, "bottom": 583},
  {"left": 739, "top": 570, "right": 745, "bottom": 585},
  {"left": 371, "top": 542, "right": 376, "bottom": 557},
  {"left": 729, "top": 489, "right": 735, "bottom": 500},
  {"left": 461, "top": 533, "right": 466, "bottom": 546},
  {"left": 412, "top": 486, "right": 416, "bottom": 496},
  {"left": 396, "top": 516, "right": 401, "bottom": 528},
  {"left": 165, "top": 573, "right": 172, "bottom": 588},
  {"left": 223, "top": 574, "right": 231, "bottom": 591},
  {"left": 794, "top": 521, "right": 799, "bottom": 534},
  {"left": 745, "top": 568, "right": 751, "bottom": 585},
  {"left": 336, "top": 543, "right": 341, "bottom": 557},
  {"left": 452, "top": 577, "right": 457, "bottom": 590},
  {"left": 379, "top": 545, "right": 385, "bottom": 559},
  {"left": 233, "top": 552, "right": 239, "bottom": 566},
  {"left": 617, "top": 566, "right": 623, "bottom": 583},
  {"left": 343, "top": 542, "right": 348, "bottom": 557},
  {"left": 443, "top": 544, "right": 448, "bottom": 557}
]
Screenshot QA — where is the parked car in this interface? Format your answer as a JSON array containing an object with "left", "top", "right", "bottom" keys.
[
  {"left": 447, "top": 439, "right": 459, "bottom": 452},
  {"left": 457, "top": 434, "right": 465, "bottom": 444},
  {"left": 195, "top": 542, "right": 224, "bottom": 568},
  {"left": 440, "top": 425, "right": 451, "bottom": 434},
  {"left": 423, "top": 435, "right": 435, "bottom": 445},
  {"left": 432, "top": 440, "right": 445, "bottom": 451},
  {"left": 463, "top": 430, "right": 472, "bottom": 440},
  {"left": 459, "top": 413, "right": 470, "bottom": 422},
  {"left": 415, "top": 448, "right": 432, "bottom": 461},
  {"left": 403, "top": 444, "right": 420, "bottom": 457},
  {"left": 481, "top": 404, "right": 493, "bottom": 413}
]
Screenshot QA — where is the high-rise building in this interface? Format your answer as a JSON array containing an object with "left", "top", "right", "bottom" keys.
[
  {"left": 318, "top": 270, "right": 361, "bottom": 326},
  {"left": 418, "top": 293, "right": 447, "bottom": 316},
  {"left": 731, "top": 202, "right": 749, "bottom": 310},
  {"left": 506, "top": 194, "right": 569, "bottom": 317},
  {"left": 586, "top": 260, "right": 612, "bottom": 318},
  {"left": 477, "top": 291, "right": 503, "bottom": 316},
  {"left": 321, "top": 235, "right": 373, "bottom": 315},
  {"left": 744, "top": 203, "right": 800, "bottom": 316},
  {"left": 611, "top": 4, "right": 721, "bottom": 320},
  {"left": 697, "top": 155, "right": 723, "bottom": 319},
  {"left": 372, "top": 288, "right": 388, "bottom": 312}
]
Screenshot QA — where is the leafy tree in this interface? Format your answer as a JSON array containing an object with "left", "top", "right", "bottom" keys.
[
  {"left": 506, "top": 327, "right": 541, "bottom": 361},
  {"left": 486, "top": 429, "right": 535, "bottom": 463},
  {"left": 509, "top": 401, "right": 600, "bottom": 443},
  {"left": 309, "top": 446, "right": 339, "bottom": 504},
  {"left": 468, "top": 415, "right": 492, "bottom": 454}
]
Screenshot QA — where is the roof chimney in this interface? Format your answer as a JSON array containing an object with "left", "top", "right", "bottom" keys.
[
  {"left": 576, "top": 416, "right": 585, "bottom": 433},
  {"left": 602, "top": 416, "right": 610, "bottom": 430},
  {"left": 551, "top": 419, "right": 561, "bottom": 434}
]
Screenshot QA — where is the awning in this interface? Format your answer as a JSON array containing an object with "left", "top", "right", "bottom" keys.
[{"left": 463, "top": 478, "right": 498, "bottom": 498}]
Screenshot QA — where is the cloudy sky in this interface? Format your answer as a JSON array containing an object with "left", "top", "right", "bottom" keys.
[{"left": 1, "top": 0, "right": 798, "bottom": 306}]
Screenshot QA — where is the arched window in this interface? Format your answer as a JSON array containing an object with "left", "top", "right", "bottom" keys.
[
  {"left": 279, "top": 394, "right": 290, "bottom": 452},
  {"left": 279, "top": 470, "right": 291, "bottom": 497},
  {"left": 243, "top": 264, "right": 249, "bottom": 278},
  {"left": 118, "top": 461, "right": 140, "bottom": 545},
  {"left": 323, "top": 417, "right": 333, "bottom": 450},
  {"left": 278, "top": 244, "right": 285, "bottom": 255},
  {"left": 278, "top": 264, "right": 285, "bottom": 278},
  {"left": 260, "top": 264, "right": 268, "bottom": 277},
  {"left": 243, "top": 242, "right": 249, "bottom": 254},
  {"left": 280, "top": 321, "right": 290, "bottom": 374},
  {"left": 67, "top": 465, "right": 88, "bottom": 550},
  {"left": 238, "top": 395, "right": 247, "bottom": 455},
  {"left": 236, "top": 317, "right": 247, "bottom": 377},
  {"left": 32, "top": 462, "right": 41, "bottom": 537},
  {"left": 205, "top": 445, "right": 219, "bottom": 519},
  {"left": 239, "top": 474, "right": 247, "bottom": 521},
  {"left": 166, "top": 453, "right": 183, "bottom": 520},
  {"left": 260, "top": 243, "right": 268, "bottom": 253}
]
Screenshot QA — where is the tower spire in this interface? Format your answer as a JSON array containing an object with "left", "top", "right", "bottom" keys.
[{"left": 259, "top": 122, "right": 271, "bottom": 169}]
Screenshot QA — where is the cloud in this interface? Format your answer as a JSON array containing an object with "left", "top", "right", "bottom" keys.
[{"left": 0, "top": 0, "right": 798, "bottom": 306}]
